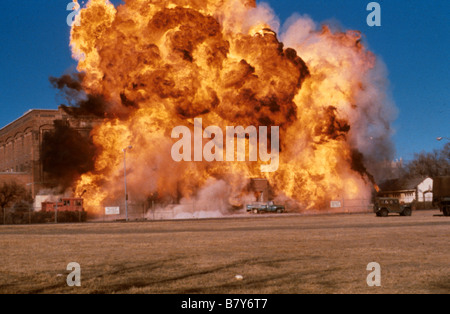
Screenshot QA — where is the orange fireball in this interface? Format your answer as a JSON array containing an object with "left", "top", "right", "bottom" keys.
[{"left": 68, "top": 0, "right": 394, "bottom": 214}]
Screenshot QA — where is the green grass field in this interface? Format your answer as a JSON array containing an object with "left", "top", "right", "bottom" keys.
[{"left": 0, "top": 210, "right": 448, "bottom": 294}]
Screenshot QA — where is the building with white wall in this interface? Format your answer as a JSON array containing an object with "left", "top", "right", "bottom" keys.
[{"left": 378, "top": 177, "right": 433, "bottom": 204}]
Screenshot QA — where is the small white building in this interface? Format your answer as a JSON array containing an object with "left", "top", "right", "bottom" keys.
[{"left": 378, "top": 177, "right": 433, "bottom": 204}]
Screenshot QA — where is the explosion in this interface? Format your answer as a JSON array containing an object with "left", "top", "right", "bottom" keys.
[{"left": 59, "top": 0, "right": 395, "bottom": 215}]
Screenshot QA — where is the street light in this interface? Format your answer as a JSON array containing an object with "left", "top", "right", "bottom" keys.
[
  {"left": 437, "top": 137, "right": 450, "bottom": 141},
  {"left": 123, "top": 145, "right": 133, "bottom": 222}
]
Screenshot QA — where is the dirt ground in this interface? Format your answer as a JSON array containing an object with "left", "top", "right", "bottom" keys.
[{"left": 0, "top": 210, "right": 448, "bottom": 294}]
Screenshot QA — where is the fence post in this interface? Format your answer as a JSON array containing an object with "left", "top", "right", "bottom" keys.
[{"left": 152, "top": 201, "right": 155, "bottom": 220}]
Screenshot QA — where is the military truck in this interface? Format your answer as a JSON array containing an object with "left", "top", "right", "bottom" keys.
[
  {"left": 373, "top": 197, "right": 412, "bottom": 217},
  {"left": 433, "top": 177, "right": 450, "bottom": 216},
  {"left": 246, "top": 201, "right": 285, "bottom": 214}
]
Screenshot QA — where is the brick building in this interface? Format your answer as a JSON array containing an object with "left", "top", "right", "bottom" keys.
[{"left": 0, "top": 108, "right": 99, "bottom": 197}]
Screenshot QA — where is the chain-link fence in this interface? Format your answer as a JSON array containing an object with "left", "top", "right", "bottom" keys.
[
  {"left": 1, "top": 208, "right": 87, "bottom": 224},
  {"left": 98, "top": 199, "right": 375, "bottom": 221},
  {"left": 277, "top": 198, "right": 374, "bottom": 214},
  {"left": 99, "top": 201, "right": 230, "bottom": 221},
  {"left": 2, "top": 199, "right": 437, "bottom": 224}
]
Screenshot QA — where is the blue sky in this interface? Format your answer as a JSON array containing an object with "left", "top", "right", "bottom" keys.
[{"left": 0, "top": 0, "right": 448, "bottom": 161}]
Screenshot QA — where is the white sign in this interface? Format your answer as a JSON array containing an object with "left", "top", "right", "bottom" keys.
[
  {"left": 330, "top": 201, "right": 342, "bottom": 208},
  {"left": 105, "top": 207, "right": 120, "bottom": 215}
]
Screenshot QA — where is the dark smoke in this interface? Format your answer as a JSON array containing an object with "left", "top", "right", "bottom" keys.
[
  {"left": 316, "top": 106, "right": 351, "bottom": 143},
  {"left": 49, "top": 73, "right": 84, "bottom": 91},
  {"left": 350, "top": 149, "right": 376, "bottom": 184},
  {"left": 41, "top": 120, "right": 98, "bottom": 192},
  {"left": 49, "top": 73, "right": 133, "bottom": 119},
  {"left": 49, "top": 73, "right": 107, "bottom": 117}
]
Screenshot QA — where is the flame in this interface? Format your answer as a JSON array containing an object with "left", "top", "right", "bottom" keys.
[
  {"left": 68, "top": 0, "right": 393, "bottom": 214},
  {"left": 374, "top": 184, "right": 381, "bottom": 193}
]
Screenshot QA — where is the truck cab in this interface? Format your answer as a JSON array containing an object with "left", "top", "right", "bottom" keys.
[{"left": 246, "top": 201, "right": 285, "bottom": 214}]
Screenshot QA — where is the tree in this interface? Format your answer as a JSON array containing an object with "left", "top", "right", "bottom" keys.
[
  {"left": 0, "top": 181, "right": 28, "bottom": 224},
  {"left": 405, "top": 143, "right": 450, "bottom": 178}
]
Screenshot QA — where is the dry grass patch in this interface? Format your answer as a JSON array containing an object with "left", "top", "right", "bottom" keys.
[{"left": 0, "top": 211, "right": 448, "bottom": 294}]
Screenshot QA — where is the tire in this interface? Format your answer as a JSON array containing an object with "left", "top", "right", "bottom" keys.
[
  {"left": 253, "top": 209, "right": 259, "bottom": 214},
  {"left": 402, "top": 207, "right": 412, "bottom": 217},
  {"left": 444, "top": 207, "right": 450, "bottom": 217},
  {"left": 379, "top": 208, "right": 389, "bottom": 217},
  {"left": 276, "top": 209, "right": 283, "bottom": 214}
]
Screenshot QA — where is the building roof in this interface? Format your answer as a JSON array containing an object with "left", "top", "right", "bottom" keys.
[
  {"left": 379, "top": 177, "right": 431, "bottom": 193},
  {"left": 0, "top": 109, "right": 60, "bottom": 135}
]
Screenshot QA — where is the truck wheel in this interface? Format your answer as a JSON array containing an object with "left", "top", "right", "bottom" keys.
[
  {"left": 380, "top": 208, "right": 389, "bottom": 217},
  {"left": 276, "top": 209, "right": 283, "bottom": 213},
  {"left": 444, "top": 207, "right": 450, "bottom": 217},
  {"left": 402, "top": 208, "right": 412, "bottom": 217},
  {"left": 253, "top": 209, "right": 259, "bottom": 214}
]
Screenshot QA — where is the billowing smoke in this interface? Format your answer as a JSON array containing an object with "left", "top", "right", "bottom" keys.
[
  {"left": 51, "top": 0, "right": 397, "bottom": 214},
  {"left": 50, "top": 74, "right": 111, "bottom": 118},
  {"left": 172, "top": 179, "right": 234, "bottom": 219},
  {"left": 41, "top": 119, "right": 97, "bottom": 192}
]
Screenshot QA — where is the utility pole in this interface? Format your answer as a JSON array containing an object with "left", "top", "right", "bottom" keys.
[{"left": 123, "top": 146, "right": 133, "bottom": 222}]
